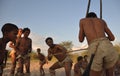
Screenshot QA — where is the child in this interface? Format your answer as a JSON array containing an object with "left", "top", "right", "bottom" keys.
[
  {"left": 9, "top": 28, "right": 23, "bottom": 76},
  {"left": 37, "top": 48, "right": 47, "bottom": 76},
  {"left": 74, "top": 56, "right": 83, "bottom": 76},
  {"left": 0, "top": 23, "right": 18, "bottom": 76}
]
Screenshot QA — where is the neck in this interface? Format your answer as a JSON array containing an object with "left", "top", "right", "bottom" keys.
[
  {"left": 50, "top": 44, "right": 55, "bottom": 48},
  {"left": 2, "top": 37, "right": 9, "bottom": 43}
]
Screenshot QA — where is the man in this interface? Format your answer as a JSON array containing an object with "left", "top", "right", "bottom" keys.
[
  {"left": 78, "top": 12, "right": 119, "bottom": 76},
  {"left": 0, "top": 23, "right": 18, "bottom": 76},
  {"left": 45, "top": 37, "right": 73, "bottom": 76},
  {"left": 16, "top": 28, "right": 32, "bottom": 76}
]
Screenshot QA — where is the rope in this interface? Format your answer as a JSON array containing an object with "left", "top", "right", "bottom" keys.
[{"left": 53, "top": 48, "right": 88, "bottom": 55}]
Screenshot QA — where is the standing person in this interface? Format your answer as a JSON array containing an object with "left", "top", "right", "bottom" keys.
[
  {"left": 37, "top": 48, "right": 47, "bottom": 76},
  {"left": 0, "top": 23, "right": 18, "bottom": 76},
  {"left": 45, "top": 37, "right": 73, "bottom": 76},
  {"left": 9, "top": 28, "right": 23, "bottom": 76},
  {"left": 16, "top": 28, "right": 32, "bottom": 76},
  {"left": 74, "top": 56, "right": 83, "bottom": 76},
  {"left": 78, "top": 12, "right": 119, "bottom": 76}
]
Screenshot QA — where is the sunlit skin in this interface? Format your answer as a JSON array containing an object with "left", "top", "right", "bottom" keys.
[
  {"left": 37, "top": 48, "right": 47, "bottom": 76},
  {"left": 0, "top": 23, "right": 18, "bottom": 76},
  {"left": 46, "top": 37, "right": 72, "bottom": 76},
  {"left": 79, "top": 12, "right": 116, "bottom": 76}
]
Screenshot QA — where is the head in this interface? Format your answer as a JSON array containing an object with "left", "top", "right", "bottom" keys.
[
  {"left": 1, "top": 23, "right": 18, "bottom": 42},
  {"left": 37, "top": 48, "right": 41, "bottom": 53},
  {"left": 84, "top": 55, "right": 88, "bottom": 60},
  {"left": 17, "top": 28, "right": 23, "bottom": 37},
  {"left": 45, "top": 37, "right": 54, "bottom": 47},
  {"left": 22, "top": 27, "right": 30, "bottom": 38},
  {"left": 77, "top": 56, "right": 83, "bottom": 62},
  {"left": 86, "top": 12, "right": 97, "bottom": 18}
]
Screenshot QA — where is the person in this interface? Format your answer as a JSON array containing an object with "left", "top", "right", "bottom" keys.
[
  {"left": 9, "top": 28, "right": 23, "bottom": 76},
  {"left": 114, "top": 59, "right": 120, "bottom": 76},
  {"left": 16, "top": 28, "right": 32, "bottom": 76},
  {"left": 82, "top": 55, "right": 88, "bottom": 70},
  {"left": 45, "top": 37, "right": 73, "bottom": 76},
  {"left": 78, "top": 12, "right": 119, "bottom": 76},
  {"left": 74, "top": 56, "right": 83, "bottom": 76},
  {"left": 37, "top": 48, "right": 48, "bottom": 76},
  {"left": 0, "top": 23, "right": 18, "bottom": 76}
]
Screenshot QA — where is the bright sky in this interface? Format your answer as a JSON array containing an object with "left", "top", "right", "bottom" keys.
[{"left": 0, "top": 0, "right": 120, "bottom": 54}]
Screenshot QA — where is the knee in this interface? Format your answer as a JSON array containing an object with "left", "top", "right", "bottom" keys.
[{"left": 49, "top": 68, "right": 55, "bottom": 73}]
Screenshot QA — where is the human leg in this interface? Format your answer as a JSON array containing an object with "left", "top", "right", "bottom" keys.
[
  {"left": 40, "top": 63, "right": 45, "bottom": 76},
  {"left": 49, "top": 62, "right": 62, "bottom": 76},
  {"left": 25, "top": 57, "right": 30, "bottom": 73},
  {"left": 64, "top": 62, "right": 72, "bottom": 76},
  {"left": 16, "top": 58, "right": 24, "bottom": 76},
  {"left": 106, "top": 67, "right": 115, "bottom": 76},
  {"left": 0, "top": 65, "right": 3, "bottom": 76},
  {"left": 10, "top": 54, "right": 16, "bottom": 75}
]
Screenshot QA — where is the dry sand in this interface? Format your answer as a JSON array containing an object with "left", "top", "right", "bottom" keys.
[{"left": 3, "top": 60, "right": 74, "bottom": 76}]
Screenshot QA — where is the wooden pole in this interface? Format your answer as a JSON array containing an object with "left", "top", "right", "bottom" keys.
[{"left": 86, "top": 0, "right": 91, "bottom": 17}]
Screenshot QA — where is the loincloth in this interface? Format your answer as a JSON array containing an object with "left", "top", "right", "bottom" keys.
[
  {"left": 88, "top": 37, "right": 119, "bottom": 71},
  {"left": 39, "top": 60, "right": 46, "bottom": 65},
  {"left": 58, "top": 56, "right": 73, "bottom": 67},
  {"left": 16, "top": 53, "right": 30, "bottom": 60}
]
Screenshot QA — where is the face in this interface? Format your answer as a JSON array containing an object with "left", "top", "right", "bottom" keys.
[
  {"left": 17, "top": 28, "right": 22, "bottom": 37},
  {"left": 46, "top": 39, "right": 53, "bottom": 47},
  {"left": 37, "top": 49, "right": 41, "bottom": 53},
  {"left": 23, "top": 30, "right": 30, "bottom": 38},
  {"left": 7, "top": 29, "right": 18, "bottom": 43}
]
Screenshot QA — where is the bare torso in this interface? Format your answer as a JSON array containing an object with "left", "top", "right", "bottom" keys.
[
  {"left": 18, "top": 37, "right": 31, "bottom": 55},
  {"left": 79, "top": 18, "right": 115, "bottom": 44},
  {"left": 48, "top": 44, "right": 67, "bottom": 62},
  {"left": 0, "top": 38, "right": 7, "bottom": 63},
  {"left": 38, "top": 53, "right": 45, "bottom": 61}
]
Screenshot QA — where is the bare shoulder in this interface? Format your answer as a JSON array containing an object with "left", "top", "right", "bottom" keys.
[
  {"left": 48, "top": 48, "right": 52, "bottom": 52},
  {"left": 55, "top": 44, "right": 64, "bottom": 49},
  {"left": 29, "top": 38, "right": 32, "bottom": 42},
  {"left": 80, "top": 18, "right": 86, "bottom": 22}
]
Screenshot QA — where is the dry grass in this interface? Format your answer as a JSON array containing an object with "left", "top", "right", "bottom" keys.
[{"left": 3, "top": 60, "right": 74, "bottom": 76}]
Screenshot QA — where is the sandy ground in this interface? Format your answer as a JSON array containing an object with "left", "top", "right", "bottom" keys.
[{"left": 3, "top": 60, "right": 74, "bottom": 76}]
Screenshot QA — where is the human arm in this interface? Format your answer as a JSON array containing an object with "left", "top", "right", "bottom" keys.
[
  {"left": 104, "top": 21, "right": 115, "bottom": 41},
  {"left": 47, "top": 49, "right": 53, "bottom": 61},
  {"left": 29, "top": 39, "right": 32, "bottom": 53},
  {"left": 4, "top": 50, "right": 8, "bottom": 67},
  {"left": 9, "top": 41, "right": 15, "bottom": 49},
  {"left": 56, "top": 45, "right": 67, "bottom": 54},
  {"left": 79, "top": 20, "right": 85, "bottom": 42}
]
